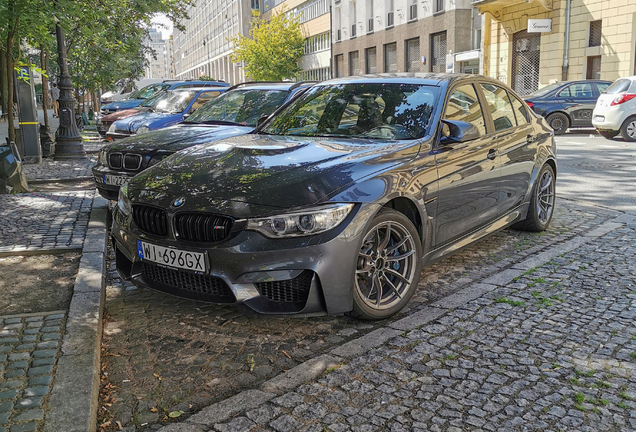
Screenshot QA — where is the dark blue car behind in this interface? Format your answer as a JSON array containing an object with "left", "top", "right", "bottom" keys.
[{"left": 523, "top": 79, "right": 611, "bottom": 134}]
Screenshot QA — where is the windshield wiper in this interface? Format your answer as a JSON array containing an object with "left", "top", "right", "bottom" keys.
[{"left": 201, "top": 120, "right": 246, "bottom": 126}]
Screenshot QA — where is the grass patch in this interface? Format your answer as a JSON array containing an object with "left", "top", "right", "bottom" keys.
[
  {"left": 494, "top": 297, "right": 524, "bottom": 306},
  {"left": 574, "top": 369, "right": 596, "bottom": 377}
]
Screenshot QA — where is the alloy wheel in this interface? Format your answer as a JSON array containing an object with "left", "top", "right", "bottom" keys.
[
  {"left": 536, "top": 169, "right": 555, "bottom": 225},
  {"left": 355, "top": 221, "right": 418, "bottom": 310},
  {"left": 626, "top": 120, "right": 636, "bottom": 139}
]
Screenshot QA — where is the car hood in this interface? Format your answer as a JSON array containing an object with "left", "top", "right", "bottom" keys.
[
  {"left": 103, "top": 99, "right": 144, "bottom": 111},
  {"left": 102, "top": 108, "right": 142, "bottom": 122},
  {"left": 129, "top": 133, "right": 420, "bottom": 215},
  {"left": 105, "top": 124, "right": 254, "bottom": 154}
]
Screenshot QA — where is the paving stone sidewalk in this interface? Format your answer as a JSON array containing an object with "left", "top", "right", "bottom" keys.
[
  {"left": 24, "top": 156, "right": 98, "bottom": 182},
  {"left": 0, "top": 313, "right": 65, "bottom": 432},
  {"left": 166, "top": 214, "right": 636, "bottom": 431}
]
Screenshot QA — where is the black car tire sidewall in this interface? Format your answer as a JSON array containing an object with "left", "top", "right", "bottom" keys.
[
  {"left": 546, "top": 113, "right": 569, "bottom": 135},
  {"left": 620, "top": 117, "right": 636, "bottom": 142},
  {"left": 351, "top": 208, "right": 422, "bottom": 320},
  {"left": 515, "top": 164, "right": 555, "bottom": 232}
]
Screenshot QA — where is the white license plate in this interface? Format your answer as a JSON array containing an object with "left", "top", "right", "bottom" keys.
[
  {"left": 103, "top": 174, "right": 129, "bottom": 186},
  {"left": 137, "top": 240, "right": 207, "bottom": 272},
  {"left": 594, "top": 115, "right": 605, "bottom": 122}
]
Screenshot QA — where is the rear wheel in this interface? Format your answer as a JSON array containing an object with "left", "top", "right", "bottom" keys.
[
  {"left": 598, "top": 130, "right": 619, "bottom": 140},
  {"left": 351, "top": 209, "right": 422, "bottom": 320},
  {"left": 546, "top": 112, "right": 569, "bottom": 135},
  {"left": 620, "top": 117, "right": 636, "bottom": 142},
  {"left": 512, "top": 164, "right": 555, "bottom": 232}
]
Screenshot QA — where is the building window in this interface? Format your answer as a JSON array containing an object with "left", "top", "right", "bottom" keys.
[
  {"left": 431, "top": 31, "right": 447, "bottom": 73},
  {"left": 367, "top": 0, "right": 374, "bottom": 33},
  {"left": 349, "top": 51, "right": 360, "bottom": 75},
  {"left": 589, "top": 20, "right": 602, "bottom": 47},
  {"left": 434, "top": 0, "right": 444, "bottom": 13},
  {"left": 408, "top": 0, "right": 417, "bottom": 21},
  {"left": 350, "top": 1, "right": 357, "bottom": 38},
  {"left": 292, "top": 0, "right": 330, "bottom": 24},
  {"left": 304, "top": 32, "right": 331, "bottom": 55},
  {"left": 297, "top": 66, "right": 331, "bottom": 81},
  {"left": 587, "top": 56, "right": 601, "bottom": 79},
  {"left": 405, "top": 38, "right": 421, "bottom": 72},
  {"left": 365, "top": 47, "right": 377, "bottom": 74},
  {"left": 335, "top": 54, "right": 344, "bottom": 78},
  {"left": 386, "top": 0, "right": 394, "bottom": 27},
  {"left": 384, "top": 42, "right": 397, "bottom": 73}
]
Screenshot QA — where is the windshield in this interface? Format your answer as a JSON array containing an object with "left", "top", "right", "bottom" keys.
[
  {"left": 140, "top": 90, "right": 169, "bottom": 108},
  {"left": 263, "top": 83, "right": 439, "bottom": 140},
  {"left": 604, "top": 79, "right": 631, "bottom": 94},
  {"left": 526, "top": 83, "right": 561, "bottom": 98},
  {"left": 186, "top": 89, "right": 289, "bottom": 126},
  {"left": 153, "top": 90, "right": 197, "bottom": 113},
  {"left": 129, "top": 83, "right": 170, "bottom": 100}
]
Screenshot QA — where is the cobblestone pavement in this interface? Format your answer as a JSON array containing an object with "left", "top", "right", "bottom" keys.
[
  {"left": 202, "top": 218, "right": 636, "bottom": 432},
  {"left": 0, "top": 312, "right": 65, "bottom": 432},
  {"left": 99, "top": 199, "right": 620, "bottom": 431},
  {"left": 23, "top": 156, "right": 97, "bottom": 181},
  {"left": 0, "top": 191, "right": 94, "bottom": 253}
]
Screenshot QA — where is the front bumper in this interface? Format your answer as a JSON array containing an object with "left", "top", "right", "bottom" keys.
[
  {"left": 92, "top": 165, "right": 137, "bottom": 200},
  {"left": 111, "top": 203, "right": 377, "bottom": 316}
]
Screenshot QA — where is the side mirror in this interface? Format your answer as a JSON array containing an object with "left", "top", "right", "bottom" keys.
[
  {"left": 256, "top": 114, "right": 269, "bottom": 129},
  {"left": 439, "top": 119, "right": 481, "bottom": 145}
]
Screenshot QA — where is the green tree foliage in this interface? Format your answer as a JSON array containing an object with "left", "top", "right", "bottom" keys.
[{"left": 230, "top": 10, "right": 305, "bottom": 81}]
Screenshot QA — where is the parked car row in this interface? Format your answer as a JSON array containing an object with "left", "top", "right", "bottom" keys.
[{"left": 95, "top": 74, "right": 557, "bottom": 320}]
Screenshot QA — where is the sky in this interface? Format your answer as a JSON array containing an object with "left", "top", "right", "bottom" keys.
[{"left": 151, "top": 14, "right": 173, "bottom": 39}]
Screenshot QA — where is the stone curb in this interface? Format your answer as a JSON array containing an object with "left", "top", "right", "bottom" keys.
[
  {"left": 44, "top": 196, "right": 109, "bottom": 432},
  {"left": 28, "top": 176, "right": 93, "bottom": 184},
  {"left": 157, "top": 215, "right": 628, "bottom": 432},
  {"left": 0, "top": 246, "right": 83, "bottom": 258}
]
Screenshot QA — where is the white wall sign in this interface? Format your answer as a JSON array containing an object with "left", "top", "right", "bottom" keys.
[{"left": 528, "top": 19, "right": 552, "bottom": 33}]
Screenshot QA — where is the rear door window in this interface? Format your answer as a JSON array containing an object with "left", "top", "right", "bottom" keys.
[
  {"left": 596, "top": 82, "right": 610, "bottom": 94},
  {"left": 558, "top": 83, "right": 593, "bottom": 98},
  {"left": 443, "top": 84, "right": 487, "bottom": 136},
  {"left": 510, "top": 95, "right": 530, "bottom": 125},
  {"left": 480, "top": 83, "right": 517, "bottom": 132}
]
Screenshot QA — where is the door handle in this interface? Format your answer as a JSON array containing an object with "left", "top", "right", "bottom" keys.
[{"left": 487, "top": 149, "right": 497, "bottom": 160}]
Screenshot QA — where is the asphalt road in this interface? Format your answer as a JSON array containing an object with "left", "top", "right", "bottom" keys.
[{"left": 556, "top": 129, "right": 636, "bottom": 213}]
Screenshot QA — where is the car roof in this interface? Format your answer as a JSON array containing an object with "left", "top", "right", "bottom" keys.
[
  {"left": 186, "top": 86, "right": 228, "bottom": 92},
  {"left": 320, "top": 73, "right": 480, "bottom": 87},
  {"left": 227, "top": 81, "right": 304, "bottom": 91}
]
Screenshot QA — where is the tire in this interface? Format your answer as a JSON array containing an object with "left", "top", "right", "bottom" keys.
[
  {"left": 351, "top": 208, "right": 422, "bottom": 320},
  {"left": 545, "top": 112, "right": 569, "bottom": 135},
  {"left": 512, "top": 164, "right": 556, "bottom": 232},
  {"left": 598, "top": 130, "right": 619, "bottom": 140},
  {"left": 620, "top": 117, "right": 636, "bottom": 142}
]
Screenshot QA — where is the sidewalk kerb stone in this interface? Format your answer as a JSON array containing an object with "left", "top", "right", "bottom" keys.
[
  {"left": 262, "top": 354, "right": 342, "bottom": 395},
  {"left": 388, "top": 306, "right": 447, "bottom": 331},
  {"left": 0, "top": 247, "right": 82, "bottom": 258},
  {"left": 44, "top": 195, "right": 108, "bottom": 432},
  {"left": 429, "top": 283, "right": 497, "bottom": 310},
  {"left": 330, "top": 327, "right": 402, "bottom": 359},
  {"left": 27, "top": 176, "right": 93, "bottom": 184},
  {"left": 481, "top": 269, "right": 524, "bottom": 286},
  {"left": 185, "top": 390, "right": 275, "bottom": 427},
  {"left": 582, "top": 221, "right": 624, "bottom": 237}
]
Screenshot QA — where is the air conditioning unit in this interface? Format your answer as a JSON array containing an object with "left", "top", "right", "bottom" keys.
[
  {"left": 387, "top": 11, "right": 394, "bottom": 27},
  {"left": 409, "top": 4, "right": 417, "bottom": 20},
  {"left": 368, "top": 18, "right": 374, "bottom": 32}
]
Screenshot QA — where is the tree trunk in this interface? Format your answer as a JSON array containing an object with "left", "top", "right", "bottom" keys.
[
  {"left": 94, "top": 91, "right": 99, "bottom": 112},
  {"left": 6, "top": 33, "right": 15, "bottom": 144},
  {"left": 40, "top": 47, "right": 50, "bottom": 130},
  {"left": 0, "top": 49, "right": 7, "bottom": 119}
]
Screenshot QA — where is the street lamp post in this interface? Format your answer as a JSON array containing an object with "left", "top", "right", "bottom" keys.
[{"left": 54, "top": 23, "right": 86, "bottom": 160}]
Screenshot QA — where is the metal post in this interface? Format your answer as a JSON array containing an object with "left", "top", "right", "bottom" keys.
[
  {"left": 54, "top": 23, "right": 86, "bottom": 160},
  {"left": 562, "top": 0, "right": 571, "bottom": 81}
]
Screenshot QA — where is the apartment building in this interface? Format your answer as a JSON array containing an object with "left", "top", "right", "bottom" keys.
[
  {"left": 475, "top": 0, "right": 636, "bottom": 95},
  {"left": 263, "top": 0, "right": 332, "bottom": 81},
  {"left": 145, "top": 28, "right": 173, "bottom": 79},
  {"left": 332, "top": 0, "right": 481, "bottom": 78},
  {"left": 171, "top": 0, "right": 259, "bottom": 84}
]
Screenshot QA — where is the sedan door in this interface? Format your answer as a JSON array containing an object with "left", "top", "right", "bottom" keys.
[
  {"left": 478, "top": 82, "right": 535, "bottom": 215},
  {"left": 433, "top": 83, "right": 501, "bottom": 247},
  {"left": 557, "top": 82, "right": 597, "bottom": 127}
]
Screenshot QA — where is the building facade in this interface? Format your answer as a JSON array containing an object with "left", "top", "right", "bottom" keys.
[
  {"left": 331, "top": 0, "right": 481, "bottom": 78},
  {"left": 171, "top": 0, "right": 258, "bottom": 84},
  {"left": 476, "top": 0, "right": 636, "bottom": 95},
  {"left": 145, "top": 28, "right": 173, "bottom": 79},
  {"left": 263, "top": 0, "right": 333, "bottom": 81}
]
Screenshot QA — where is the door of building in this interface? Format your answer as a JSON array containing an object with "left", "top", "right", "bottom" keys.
[{"left": 511, "top": 30, "right": 541, "bottom": 96}]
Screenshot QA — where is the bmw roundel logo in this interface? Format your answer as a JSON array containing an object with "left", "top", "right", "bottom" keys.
[{"left": 173, "top": 197, "right": 186, "bottom": 208}]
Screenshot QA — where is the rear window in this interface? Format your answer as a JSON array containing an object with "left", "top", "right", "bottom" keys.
[{"left": 605, "top": 79, "right": 631, "bottom": 94}]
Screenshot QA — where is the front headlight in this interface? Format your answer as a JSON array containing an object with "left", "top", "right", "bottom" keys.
[
  {"left": 97, "top": 149, "right": 108, "bottom": 165},
  {"left": 107, "top": 123, "right": 116, "bottom": 134},
  {"left": 246, "top": 204, "right": 353, "bottom": 238},
  {"left": 117, "top": 182, "right": 132, "bottom": 216},
  {"left": 136, "top": 126, "right": 150, "bottom": 135}
]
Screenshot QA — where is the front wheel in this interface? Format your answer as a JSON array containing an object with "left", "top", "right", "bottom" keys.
[
  {"left": 620, "top": 117, "right": 636, "bottom": 142},
  {"left": 512, "top": 164, "right": 556, "bottom": 232},
  {"left": 351, "top": 208, "right": 422, "bottom": 320},
  {"left": 546, "top": 112, "right": 569, "bottom": 135}
]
